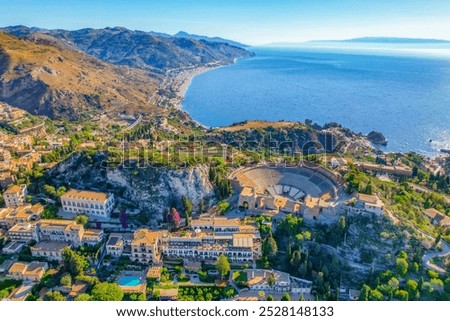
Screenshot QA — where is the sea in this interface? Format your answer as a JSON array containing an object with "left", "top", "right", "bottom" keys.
[{"left": 182, "top": 44, "right": 450, "bottom": 156}]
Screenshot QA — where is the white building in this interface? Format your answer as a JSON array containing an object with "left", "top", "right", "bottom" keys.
[
  {"left": 61, "top": 189, "right": 114, "bottom": 220},
  {"left": 81, "top": 229, "right": 104, "bottom": 246},
  {"left": 30, "top": 241, "right": 68, "bottom": 262},
  {"left": 106, "top": 233, "right": 125, "bottom": 257},
  {"left": 347, "top": 193, "right": 385, "bottom": 216},
  {"left": 36, "top": 219, "right": 84, "bottom": 247},
  {"left": 3, "top": 184, "right": 28, "bottom": 207},
  {"left": 245, "top": 269, "right": 312, "bottom": 294},
  {"left": 162, "top": 218, "right": 261, "bottom": 263},
  {"left": 7, "top": 223, "right": 38, "bottom": 243},
  {"left": 246, "top": 269, "right": 291, "bottom": 293}
]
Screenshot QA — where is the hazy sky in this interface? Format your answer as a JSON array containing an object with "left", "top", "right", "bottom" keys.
[{"left": 2, "top": 0, "right": 450, "bottom": 45}]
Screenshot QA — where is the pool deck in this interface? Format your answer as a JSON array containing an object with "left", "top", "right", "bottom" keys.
[{"left": 117, "top": 271, "right": 146, "bottom": 294}]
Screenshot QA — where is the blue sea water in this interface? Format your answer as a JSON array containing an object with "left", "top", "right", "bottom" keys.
[{"left": 182, "top": 47, "right": 450, "bottom": 156}]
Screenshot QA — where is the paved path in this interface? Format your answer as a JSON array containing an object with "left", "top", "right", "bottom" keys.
[{"left": 422, "top": 240, "right": 450, "bottom": 275}]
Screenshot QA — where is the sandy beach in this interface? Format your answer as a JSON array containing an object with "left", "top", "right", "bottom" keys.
[{"left": 161, "top": 59, "right": 237, "bottom": 109}]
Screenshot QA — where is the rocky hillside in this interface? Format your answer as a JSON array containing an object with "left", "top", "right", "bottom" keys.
[
  {"left": 0, "top": 32, "right": 159, "bottom": 119},
  {"left": 214, "top": 120, "right": 375, "bottom": 154},
  {"left": 48, "top": 153, "right": 215, "bottom": 223},
  {"left": 2, "top": 26, "right": 252, "bottom": 73}
]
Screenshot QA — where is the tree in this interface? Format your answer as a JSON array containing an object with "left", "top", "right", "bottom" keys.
[
  {"left": 75, "top": 293, "right": 92, "bottom": 301},
  {"left": 42, "top": 204, "right": 58, "bottom": 219},
  {"left": 281, "top": 293, "right": 291, "bottom": 301},
  {"left": 199, "top": 198, "right": 206, "bottom": 213},
  {"left": 395, "top": 258, "right": 408, "bottom": 277},
  {"left": 91, "top": 282, "right": 124, "bottom": 301},
  {"left": 60, "top": 273, "right": 72, "bottom": 287},
  {"left": 359, "top": 284, "right": 371, "bottom": 301},
  {"left": 63, "top": 248, "right": 88, "bottom": 277},
  {"left": 44, "top": 291, "right": 66, "bottom": 301},
  {"left": 444, "top": 278, "right": 450, "bottom": 293},
  {"left": 267, "top": 274, "right": 275, "bottom": 288},
  {"left": 75, "top": 215, "right": 89, "bottom": 227},
  {"left": 217, "top": 201, "right": 230, "bottom": 214},
  {"left": 369, "top": 289, "right": 384, "bottom": 301},
  {"left": 168, "top": 208, "right": 181, "bottom": 230},
  {"left": 215, "top": 254, "right": 231, "bottom": 280},
  {"left": 119, "top": 209, "right": 128, "bottom": 229},
  {"left": 394, "top": 290, "right": 409, "bottom": 301},
  {"left": 266, "top": 294, "right": 274, "bottom": 301},
  {"left": 258, "top": 291, "right": 265, "bottom": 301},
  {"left": 263, "top": 234, "right": 278, "bottom": 259},
  {"left": 290, "top": 250, "right": 302, "bottom": 272},
  {"left": 182, "top": 196, "right": 193, "bottom": 225}
]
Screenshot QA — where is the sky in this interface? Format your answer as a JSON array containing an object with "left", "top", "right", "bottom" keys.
[{"left": 1, "top": 0, "right": 450, "bottom": 45}]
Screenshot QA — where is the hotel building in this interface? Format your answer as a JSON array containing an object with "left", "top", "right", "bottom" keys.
[{"left": 61, "top": 189, "right": 115, "bottom": 220}]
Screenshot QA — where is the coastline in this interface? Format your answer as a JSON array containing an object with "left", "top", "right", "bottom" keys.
[{"left": 165, "top": 59, "right": 238, "bottom": 110}]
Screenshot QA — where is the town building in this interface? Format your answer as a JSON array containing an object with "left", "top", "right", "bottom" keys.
[
  {"left": 245, "top": 269, "right": 312, "bottom": 294},
  {"left": 106, "top": 233, "right": 125, "bottom": 257},
  {"left": 3, "top": 184, "right": 28, "bottom": 207},
  {"left": 30, "top": 241, "right": 68, "bottom": 262},
  {"left": 422, "top": 208, "right": 450, "bottom": 227},
  {"left": 346, "top": 193, "right": 385, "bottom": 216},
  {"left": 36, "top": 219, "right": 84, "bottom": 247},
  {"left": 81, "top": 229, "right": 104, "bottom": 246},
  {"left": 2, "top": 241, "right": 25, "bottom": 254},
  {"left": 162, "top": 218, "right": 261, "bottom": 263},
  {"left": 0, "top": 203, "right": 43, "bottom": 229},
  {"left": 61, "top": 189, "right": 115, "bottom": 220},
  {"left": 131, "top": 229, "right": 166, "bottom": 264},
  {"left": 0, "top": 172, "right": 16, "bottom": 189},
  {"left": 7, "top": 261, "right": 48, "bottom": 283},
  {"left": 7, "top": 223, "right": 38, "bottom": 243},
  {"left": 246, "top": 269, "right": 291, "bottom": 293}
]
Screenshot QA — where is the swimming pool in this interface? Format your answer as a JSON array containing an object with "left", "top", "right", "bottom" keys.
[{"left": 117, "top": 276, "right": 141, "bottom": 287}]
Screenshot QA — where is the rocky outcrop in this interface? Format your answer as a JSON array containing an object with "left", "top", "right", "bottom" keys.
[
  {"left": 367, "top": 131, "right": 388, "bottom": 146},
  {"left": 48, "top": 153, "right": 215, "bottom": 223}
]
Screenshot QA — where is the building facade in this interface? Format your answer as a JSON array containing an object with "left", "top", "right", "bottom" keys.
[
  {"left": 7, "top": 223, "right": 38, "bottom": 243},
  {"left": 8, "top": 261, "right": 48, "bottom": 283},
  {"left": 61, "top": 189, "right": 115, "bottom": 220},
  {"left": 30, "top": 241, "right": 68, "bottom": 262},
  {"left": 3, "top": 184, "right": 28, "bottom": 207},
  {"left": 131, "top": 229, "right": 165, "bottom": 264},
  {"left": 36, "top": 219, "right": 84, "bottom": 247}
]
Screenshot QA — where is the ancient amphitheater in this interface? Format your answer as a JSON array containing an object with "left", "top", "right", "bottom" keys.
[{"left": 234, "top": 163, "right": 342, "bottom": 221}]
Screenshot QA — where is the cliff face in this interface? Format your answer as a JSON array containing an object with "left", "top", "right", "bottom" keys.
[{"left": 48, "top": 153, "right": 215, "bottom": 222}]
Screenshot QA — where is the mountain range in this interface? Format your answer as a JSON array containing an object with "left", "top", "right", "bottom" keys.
[
  {"left": 174, "top": 31, "right": 248, "bottom": 48},
  {"left": 0, "top": 26, "right": 251, "bottom": 119}
]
